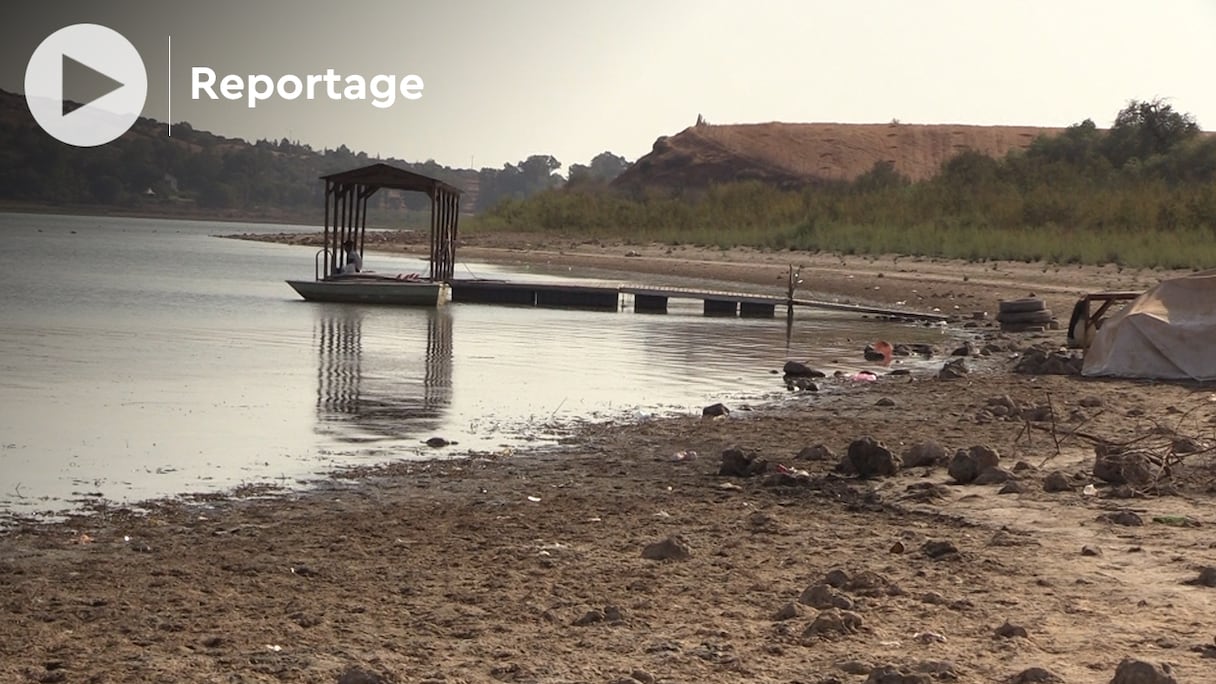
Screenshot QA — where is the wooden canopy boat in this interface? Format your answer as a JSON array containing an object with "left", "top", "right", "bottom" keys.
[
  {"left": 287, "top": 273, "right": 450, "bottom": 305},
  {"left": 287, "top": 163, "right": 461, "bottom": 307}
]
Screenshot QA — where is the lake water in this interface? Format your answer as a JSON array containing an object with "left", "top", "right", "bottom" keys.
[{"left": 0, "top": 212, "right": 954, "bottom": 516}]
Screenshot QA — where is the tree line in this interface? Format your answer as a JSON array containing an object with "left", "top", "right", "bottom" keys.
[
  {"left": 0, "top": 90, "right": 628, "bottom": 215},
  {"left": 480, "top": 99, "right": 1216, "bottom": 269}
]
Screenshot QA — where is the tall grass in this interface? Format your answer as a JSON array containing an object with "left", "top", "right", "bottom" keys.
[{"left": 469, "top": 176, "right": 1216, "bottom": 270}]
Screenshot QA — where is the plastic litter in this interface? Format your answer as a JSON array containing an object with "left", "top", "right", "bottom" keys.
[
  {"left": 537, "top": 542, "right": 568, "bottom": 557},
  {"left": 1082, "top": 484, "right": 1097, "bottom": 496},
  {"left": 913, "top": 630, "right": 947, "bottom": 644},
  {"left": 774, "top": 463, "right": 811, "bottom": 479}
]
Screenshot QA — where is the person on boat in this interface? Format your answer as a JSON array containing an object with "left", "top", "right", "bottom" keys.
[{"left": 340, "top": 240, "right": 363, "bottom": 274}]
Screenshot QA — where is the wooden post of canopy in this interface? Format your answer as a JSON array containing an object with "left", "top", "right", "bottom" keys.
[
  {"left": 426, "top": 188, "right": 443, "bottom": 281},
  {"left": 426, "top": 187, "right": 459, "bottom": 282},
  {"left": 329, "top": 181, "right": 339, "bottom": 277},
  {"left": 358, "top": 186, "right": 371, "bottom": 262},
  {"left": 435, "top": 191, "right": 444, "bottom": 280},
  {"left": 432, "top": 186, "right": 442, "bottom": 277},
  {"left": 335, "top": 183, "right": 342, "bottom": 271},
  {"left": 349, "top": 183, "right": 359, "bottom": 261},
  {"left": 334, "top": 183, "right": 342, "bottom": 274},
  {"left": 343, "top": 184, "right": 351, "bottom": 258},
  {"left": 351, "top": 184, "right": 356, "bottom": 260},
  {"left": 431, "top": 189, "right": 444, "bottom": 281},
  {"left": 322, "top": 179, "right": 331, "bottom": 278}
]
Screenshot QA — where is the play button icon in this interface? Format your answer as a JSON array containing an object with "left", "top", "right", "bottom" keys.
[
  {"left": 62, "top": 55, "right": 126, "bottom": 117},
  {"left": 25, "top": 24, "right": 148, "bottom": 147}
]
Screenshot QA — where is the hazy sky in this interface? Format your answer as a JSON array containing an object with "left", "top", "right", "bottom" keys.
[{"left": 4, "top": 1, "right": 1216, "bottom": 171}]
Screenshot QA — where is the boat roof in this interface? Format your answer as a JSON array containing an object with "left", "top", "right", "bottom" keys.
[{"left": 321, "top": 162, "right": 463, "bottom": 195}]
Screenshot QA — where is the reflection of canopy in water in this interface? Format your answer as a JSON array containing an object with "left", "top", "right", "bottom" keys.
[{"left": 314, "top": 308, "right": 453, "bottom": 441}]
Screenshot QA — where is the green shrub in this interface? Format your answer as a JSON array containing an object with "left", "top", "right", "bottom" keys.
[{"left": 471, "top": 101, "right": 1216, "bottom": 270}]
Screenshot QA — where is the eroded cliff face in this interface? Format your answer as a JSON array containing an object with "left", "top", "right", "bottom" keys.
[{"left": 613, "top": 121, "right": 1065, "bottom": 191}]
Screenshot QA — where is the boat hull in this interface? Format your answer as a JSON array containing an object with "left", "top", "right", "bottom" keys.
[{"left": 287, "top": 279, "right": 448, "bottom": 306}]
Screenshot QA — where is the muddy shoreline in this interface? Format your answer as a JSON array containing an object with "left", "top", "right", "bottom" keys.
[
  {"left": 3, "top": 235, "right": 1215, "bottom": 683},
  {"left": 232, "top": 229, "right": 1182, "bottom": 320}
]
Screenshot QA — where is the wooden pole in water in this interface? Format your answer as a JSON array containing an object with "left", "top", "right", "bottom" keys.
[
  {"left": 786, "top": 264, "right": 797, "bottom": 302},
  {"left": 786, "top": 264, "right": 800, "bottom": 322}
]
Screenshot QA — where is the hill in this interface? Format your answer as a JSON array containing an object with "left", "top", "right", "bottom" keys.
[
  {"left": 613, "top": 120, "right": 1066, "bottom": 192},
  {"left": 0, "top": 89, "right": 589, "bottom": 219}
]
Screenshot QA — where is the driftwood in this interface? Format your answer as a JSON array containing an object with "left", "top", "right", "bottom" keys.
[{"left": 1019, "top": 392, "right": 1216, "bottom": 494}]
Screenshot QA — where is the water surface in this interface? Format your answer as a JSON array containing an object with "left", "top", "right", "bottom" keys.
[{"left": 0, "top": 212, "right": 953, "bottom": 515}]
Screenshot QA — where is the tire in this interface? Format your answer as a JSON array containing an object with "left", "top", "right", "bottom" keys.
[
  {"left": 999, "top": 297, "right": 1047, "bottom": 314},
  {"left": 1001, "top": 323, "right": 1047, "bottom": 333},
  {"left": 997, "top": 309, "right": 1054, "bottom": 324}
]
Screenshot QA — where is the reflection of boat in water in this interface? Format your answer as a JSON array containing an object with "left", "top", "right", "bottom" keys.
[
  {"left": 287, "top": 163, "right": 461, "bottom": 307},
  {"left": 314, "top": 305, "right": 453, "bottom": 443}
]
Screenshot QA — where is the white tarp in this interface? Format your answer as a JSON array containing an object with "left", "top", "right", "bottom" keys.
[{"left": 1082, "top": 269, "right": 1216, "bottom": 381}]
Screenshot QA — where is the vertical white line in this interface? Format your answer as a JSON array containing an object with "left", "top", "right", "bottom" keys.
[{"left": 167, "top": 35, "right": 172, "bottom": 137}]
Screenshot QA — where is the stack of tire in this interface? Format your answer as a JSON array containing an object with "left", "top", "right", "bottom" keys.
[{"left": 997, "top": 297, "right": 1053, "bottom": 333}]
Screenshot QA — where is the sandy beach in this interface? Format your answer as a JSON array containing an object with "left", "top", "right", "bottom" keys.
[{"left": 2, "top": 235, "right": 1214, "bottom": 683}]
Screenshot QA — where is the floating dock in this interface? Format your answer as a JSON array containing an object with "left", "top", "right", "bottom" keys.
[{"left": 449, "top": 279, "right": 947, "bottom": 322}]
